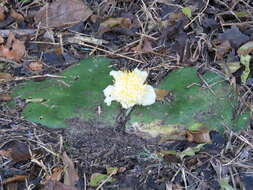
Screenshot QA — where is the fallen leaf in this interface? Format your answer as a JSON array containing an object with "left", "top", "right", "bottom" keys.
[
  {"left": 1, "top": 175, "right": 28, "bottom": 185},
  {"left": 106, "top": 167, "right": 118, "bottom": 175},
  {"left": 214, "top": 40, "right": 232, "bottom": 60},
  {"left": 219, "top": 178, "right": 234, "bottom": 190},
  {"left": 235, "top": 11, "right": 251, "bottom": 18},
  {"left": 42, "top": 168, "right": 63, "bottom": 184},
  {"left": 0, "top": 141, "right": 31, "bottom": 162},
  {"left": 0, "top": 32, "right": 25, "bottom": 61},
  {"left": 62, "top": 152, "right": 79, "bottom": 187},
  {"left": 219, "top": 61, "right": 241, "bottom": 77},
  {"left": 34, "top": 0, "right": 92, "bottom": 28},
  {"left": 178, "top": 144, "right": 205, "bottom": 159},
  {"left": 186, "top": 127, "right": 212, "bottom": 144},
  {"left": 10, "top": 9, "right": 24, "bottom": 22},
  {"left": 42, "top": 180, "right": 79, "bottom": 190},
  {"left": 154, "top": 89, "right": 172, "bottom": 102},
  {"left": 174, "top": 32, "right": 191, "bottom": 64},
  {"left": 166, "top": 183, "right": 183, "bottom": 190},
  {"left": 0, "top": 35, "right": 4, "bottom": 44},
  {"left": 218, "top": 26, "right": 249, "bottom": 48},
  {"left": 99, "top": 17, "right": 132, "bottom": 33},
  {"left": 240, "top": 55, "right": 251, "bottom": 83},
  {"left": 237, "top": 41, "right": 253, "bottom": 56},
  {"left": 89, "top": 173, "right": 116, "bottom": 187},
  {"left": 0, "top": 149, "right": 11, "bottom": 157},
  {"left": 28, "top": 61, "right": 44, "bottom": 72},
  {"left": 6, "top": 183, "right": 18, "bottom": 190},
  {"left": 0, "top": 93, "right": 12, "bottom": 102},
  {"left": 0, "top": 6, "right": 6, "bottom": 21},
  {"left": 157, "top": 144, "right": 205, "bottom": 161},
  {"left": 128, "top": 120, "right": 187, "bottom": 143},
  {"left": 181, "top": 7, "right": 192, "bottom": 19},
  {"left": 0, "top": 72, "right": 12, "bottom": 80},
  {"left": 132, "top": 37, "right": 153, "bottom": 53}
]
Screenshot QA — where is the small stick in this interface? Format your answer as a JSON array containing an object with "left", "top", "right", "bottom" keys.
[
  {"left": 222, "top": 21, "right": 253, "bottom": 26},
  {"left": 0, "top": 74, "right": 65, "bottom": 83},
  {"left": 184, "top": 0, "right": 210, "bottom": 29},
  {"left": 80, "top": 42, "right": 146, "bottom": 64},
  {"left": 0, "top": 29, "right": 36, "bottom": 37}
]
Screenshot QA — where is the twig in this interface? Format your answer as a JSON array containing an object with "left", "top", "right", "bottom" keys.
[
  {"left": 0, "top": 57, "right": 19, "bottom": 65},
  {"left": 0, "top": 29, "right": 36, "bottom": 37},
  {"left": 95, "top": 169, "right": 117, "bottom": 190},
  {"left": 198, "top": 74, "right": 216, "bottom": 96},
  {"left": 184, "top": 0, "right": 210, "bottom": 29},
  {"left": 74, "top": 41, "right": 146, "bottom": 64},
  {"left": 222, "top": 21, "right": 253, "bottom": 26},
  {"left": 232, "top": 132, "right": 253, "bottom": 150},
  {"left": 0, "top": 74, "right": 65, "bottom": 84}
]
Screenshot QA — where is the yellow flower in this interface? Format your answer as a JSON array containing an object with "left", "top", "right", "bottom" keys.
[{"left": 103, "top": 68, "right": 156, "bottom": 109}]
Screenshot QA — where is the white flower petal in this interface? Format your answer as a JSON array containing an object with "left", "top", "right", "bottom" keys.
[
  {"left": 104, "top": 68, "right": 155, "bottom": 109},
  {"left": 133, "top": 68, "right": 148, "bottom": 83},
  {"left": 139, "top": 85, "right": 156, "bottom": 106},
  {"left": 110, "top": 70, "right": 123, "bottom": 80},
  {"left": 121, "top": 102, "right": 132, "bottom": 109},
  {"left": 103, "top": 85, "right": 115, "bottom": 106}
]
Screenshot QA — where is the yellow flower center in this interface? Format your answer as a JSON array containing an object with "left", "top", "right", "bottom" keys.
[{"left": 113, "top": 71, "right": 145, "bottom": 105}]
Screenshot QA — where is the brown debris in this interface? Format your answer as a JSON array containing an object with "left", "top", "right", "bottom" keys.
[
  {"left": 0, "top": 140, "right": 31, "bottom": 162},
  {"left": 0, "top": 72, "right": 12, "bottom": 80},
  {"left": 214, "top": 40, "right": 232, "bottom": 60},
  {"left": 0, "top": 32, "right": 25, "bottom": 62},
  {"left": 28, "top": 61, "right": 44, "bottom": 72},
  {"left": 62, "top": 152, "right": 79, "bottom": 187},
  {"left": 1, "top": 175, "right": 28, "bottom": 185},
  {"left": 132, "top": 37, "right": 154, "bottom": 53},
  {"left": 99, "top": 17, "right": 132, "bottom": 33},
  {"left": 42, "top": 180, "right": 79, "bottom": 190},
  {"left": 10, "top": 9, "right": 24, "bottom": 22},
  {"left": 34, "top": 0, "right": 92, "bottom": 28},
  {"left": 186, "top": 127, "right": 212, "bottom": 144},
  {"left": 0, "top": 93, "right": 12, "bottom": 102},
  {"left": 0, "top": 5, "right": 6, "bottom": 21}
]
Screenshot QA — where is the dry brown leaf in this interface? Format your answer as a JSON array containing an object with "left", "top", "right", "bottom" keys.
[
  {"left": 10, "top": 9, "right": 24, "bottom": 22},
  {"left": 6, "top": 183, "right": 18, "bottom": 190},
  {"left": 186, "top": 127, "right": 212, "bottom": 144},
  {"left": 0, "top": 32, "right": 25, "bottom": 61},
  {"left": 0, "top": 141, "right": 31, "bottom": 162},
  {"left": 28, "top": 61, "right": 43, "bottom": 72},
  {"left": 42, "top": 180, "right": 79, "bottom": 190},
  {"left": 237, "top": 41, "right": 253, "bottom": 56},
  {"left": 0, "top": 93, "right": 12, "bottom": 102},
  {"left": 141, "top": 38, "right": 153, "bottom": 53},
  {"left": 132, "top": 37, "right": 153, "bottom": 53},
  {"left": 62, "top": 152, "right": 79, "bottom": 186},
  {"left": 42, "top": 168, "right": 63, "bottom": 184},
  {"left": 0, "top": 72, "right": 12, "bottom": 80},
  {"left": 214, "top": 40, "right": 232, "bottom": 60},
  {"left": 99, "top": 17, "right": 131, "bottom": 33},
  {"left": 34, "top": 0, "right": 92, "bottom": 28},
  {"left": 0, "top": 149, "right": 11, "bottom": 157},
  {"left": 155, "top": 89, "right": 170, "bottom": 101},
  {"left": 218, "top": 26, "right": 249, "bottom": 49},
  {"left": 0, "top": 6, "right": 6, "bottom": 21},
  {"left": 1, "top": 175, "right": 28, "bottom": 185},
  {"left": 154, "top": 88, "right": 173, "bottom": 103},
  {"left": 0, "top": 36, "right": 4, "bottom": 44}
]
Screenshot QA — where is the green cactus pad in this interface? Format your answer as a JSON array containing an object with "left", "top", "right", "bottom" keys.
[
  {"left": 12, "top": 57, "right": 120, "bottom": 128},
  {"left": 127, "top": 67, "right": 249, "bottom": 132}
]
